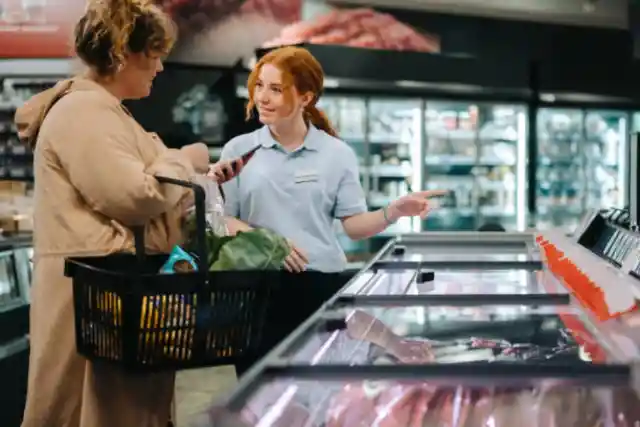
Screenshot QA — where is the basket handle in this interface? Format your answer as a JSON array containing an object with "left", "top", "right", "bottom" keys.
[{"left": 132, "top": 175, "right": 209, "bottom": 273}]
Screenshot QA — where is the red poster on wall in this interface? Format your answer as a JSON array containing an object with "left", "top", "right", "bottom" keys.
[
  {"left": 261, "top": 8, "right": 441, "bottom": 53},
  {"left": 0, "top": 0, "right": 86, "bottom": 58}
]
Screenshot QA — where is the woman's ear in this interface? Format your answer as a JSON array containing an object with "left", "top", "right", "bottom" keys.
[{"left": 302, "top": 92, "right": 314, "bottom": 108}]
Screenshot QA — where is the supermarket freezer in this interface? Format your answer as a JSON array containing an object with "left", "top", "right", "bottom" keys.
[
  {"left": 209, "top": 297, "right": 635, "bottom": 427},
  {"left": 202, "top": 225, "right": 640, "bottom": 427}
]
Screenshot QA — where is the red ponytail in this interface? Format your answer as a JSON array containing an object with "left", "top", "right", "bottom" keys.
[{"left": 306, "top": 105, "right": 337, "bottom": 137}]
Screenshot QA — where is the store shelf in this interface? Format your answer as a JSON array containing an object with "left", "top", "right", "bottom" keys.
[{"left": 0, "top": 77, "right": 63, "bottom": 182}]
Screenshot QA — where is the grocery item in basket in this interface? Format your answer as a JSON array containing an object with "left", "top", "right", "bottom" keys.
[
  {"left": 160, "top": 245, "right": 198, "bottom": 274},
  {"left": 184, "top": 210, "right": 290, "bottom": 270},
  {"left": 187, "top": 174, "right": 229, "bottom": 237},
  {"left": 211, "top": 228, "right": 290, "bottom": 270},
  {"left": 89, "top": 291, "right": 195, "bottom": 361}
]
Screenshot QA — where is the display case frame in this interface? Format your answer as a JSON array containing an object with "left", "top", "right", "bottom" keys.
[{"left": 374, "top": 231, "right": 543, "bottom": 270}]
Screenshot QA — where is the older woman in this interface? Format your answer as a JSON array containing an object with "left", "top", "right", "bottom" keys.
[{"left": 14, "top": 0, "right": 240, "bottom": 425}]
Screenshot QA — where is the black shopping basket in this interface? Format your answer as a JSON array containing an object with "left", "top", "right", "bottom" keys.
[{"left": 64, "top": 176, "right": 273, "bottom": 372}]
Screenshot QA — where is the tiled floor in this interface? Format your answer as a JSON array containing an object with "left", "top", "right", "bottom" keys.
[{"left": 175, "top": 365, "right": 238, "bottom": 427}]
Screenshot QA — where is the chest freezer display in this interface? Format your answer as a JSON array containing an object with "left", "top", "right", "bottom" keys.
[
  {"left": 282, "top": 305, "right": 611, "bottom": 367},
  {"left": 211, "top": 377, "right": 640, "bottom": 427}
]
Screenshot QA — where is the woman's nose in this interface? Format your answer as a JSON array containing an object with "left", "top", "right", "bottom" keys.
[{"left": 255, "top": 92, "right": 267, "bottom": 104}]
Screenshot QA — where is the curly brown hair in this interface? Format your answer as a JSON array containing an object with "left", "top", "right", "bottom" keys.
[{"left": 75, "top": 0, "right": 177, "bottom": 76}]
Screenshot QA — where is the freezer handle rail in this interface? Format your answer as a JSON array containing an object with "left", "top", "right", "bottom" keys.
[
  {"left": 394, "top": 231, "right": 538, "bottom": 244},
  {"left": 371, "top": 259, "right": 544, "bottom": 270},
  {"left": 330, "top": 293, "right": 570, "bottom": 307},
  {"left": 259, "top": 361, "right": 631, "bottom": 384}
]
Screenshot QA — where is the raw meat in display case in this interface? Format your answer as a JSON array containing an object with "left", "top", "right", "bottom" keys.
[
  {"left": 324, "top": 382, "right": 640, "bottom": 427},
  {"left": 210, "top": 379, "right": 640, "bottom": 427},
  {"left": 283, "top": 305, "right": 610, "bottom": 366},
  {"left": 205, "top": 305, "right": 621, "bottom": 426}
]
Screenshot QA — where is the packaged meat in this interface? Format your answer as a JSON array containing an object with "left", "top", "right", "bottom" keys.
[
  {"left": 88, "top": 292, "right": 196, "bottom": 361},
  {"left": 207, "top": 377, "right": 640, "bottom": 427},
  {"left": 207, "top": 304, "right": 619, "bottom": 425},
  {"left": 286, "top": 305, "right": 610, "bottom": 366}
]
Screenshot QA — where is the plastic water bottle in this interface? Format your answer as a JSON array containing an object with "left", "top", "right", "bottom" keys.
[
  {"left": 209, "top": 182, "right": 229, "bottom": 236},
  {"left": 192, "top": 175, "right": 228, "bottom": 236}
]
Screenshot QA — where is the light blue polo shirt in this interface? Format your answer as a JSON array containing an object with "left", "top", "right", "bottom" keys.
[{"left": 220, "top": 124, "right": 368, "bottom": 272}]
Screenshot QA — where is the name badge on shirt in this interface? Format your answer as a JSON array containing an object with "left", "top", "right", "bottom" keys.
[{"left": 294, "top": 170, "right": 319, "bottom": 183}]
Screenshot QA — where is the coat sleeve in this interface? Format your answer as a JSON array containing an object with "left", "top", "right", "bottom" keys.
[{"left": 53, "top": 95, "right": 195, "bottom": 226}]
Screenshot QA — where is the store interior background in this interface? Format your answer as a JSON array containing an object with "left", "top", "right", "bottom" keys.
[{"left": 1, "top": 0, "right": 640, "bottom": 425}]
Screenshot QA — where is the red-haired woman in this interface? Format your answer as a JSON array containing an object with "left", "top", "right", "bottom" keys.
[{"left": 220, "top": 46, "right": 445, "bottom": 274}]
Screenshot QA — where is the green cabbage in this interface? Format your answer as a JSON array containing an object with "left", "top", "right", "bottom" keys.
[
  {"left": 183, "top": 215, "right": 290, "bottom": 271},
  {"left": 211, "top": 228, "right": 290, "bottom": 271}
]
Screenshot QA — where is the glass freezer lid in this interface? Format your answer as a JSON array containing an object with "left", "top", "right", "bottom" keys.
[
  {"left": 211, "top": 378, "right": 640, "bottom": 427},
  {"left": 282, "top": 305, "right": 613, "bottom": 367},
  {"left": 343, "top": 269, "right": 565, "bottom": 297},
  {"left": 384, "top": 251, "right": 536, "bottom": 263}
]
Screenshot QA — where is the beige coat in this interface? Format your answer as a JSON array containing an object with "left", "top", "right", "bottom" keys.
[{"left": 15, "top": 77, "right": 195, "bottom": 427}]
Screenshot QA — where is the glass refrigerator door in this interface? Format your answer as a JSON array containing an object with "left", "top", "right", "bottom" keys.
[
  {"left": 536, "top": 109, "right": 627, "bottom": 232},
  {"left": 423, "top": 101, "right": 478, "bottom": 231},
  {"left": 633, "top": 113, "right": 640, "bottom": 133},
  {"left": 536, "top": 108, "right": 585, "bottom": 232},
  {"left": 424, "top": 102, "right": 526, "bottom": 232},
  {"left": 583, "top": 110, "right": 627, "bottom": 212},
  {"left": 317, "top": 96, "right": 367, "bottom": 169},
  {"left": 367, "top": 98, "right": 422, "bottom": 236},
  {"left": 317, "top": 96, "right": 369, "bottom": 261},
  {"left": 476, "top": 104, "right": 527, "bottom": 231}
]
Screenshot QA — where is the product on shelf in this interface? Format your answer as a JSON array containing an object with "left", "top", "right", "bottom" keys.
[{"left": 0, "top": 78, "right": 61, "bottom": 182}]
